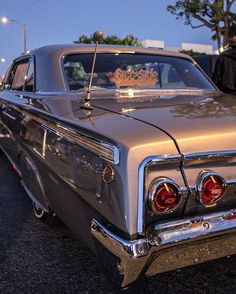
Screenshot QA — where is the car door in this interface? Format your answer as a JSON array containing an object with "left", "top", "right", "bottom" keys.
[
  {"left": 0, "top": 56, "right": 48, "bottom": 209},
  {"left": 0, "top": 57, "right": 30, "bottom": 169},
  {"left": 16, "top": 57, "right": 49, "bottom": 209}
]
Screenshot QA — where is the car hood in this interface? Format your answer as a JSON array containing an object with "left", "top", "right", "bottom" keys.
[{"left": 91, "top": 91, "right": 236, "bottom": 154}]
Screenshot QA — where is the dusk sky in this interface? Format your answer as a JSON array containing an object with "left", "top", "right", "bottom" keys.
[{"left": 0, "top": 0, "right": 235, "bottom": 75}]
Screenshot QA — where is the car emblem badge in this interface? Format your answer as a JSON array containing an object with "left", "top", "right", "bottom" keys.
[{"left": 102, "top": 165, "right": 115, "bottom": 184}]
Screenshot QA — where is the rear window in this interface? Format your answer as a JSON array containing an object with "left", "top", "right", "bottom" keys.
[{"left": 63, "top": 53, "right": 215, "bottom": 91}]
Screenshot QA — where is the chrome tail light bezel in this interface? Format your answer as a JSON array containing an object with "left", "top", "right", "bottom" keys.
[
  {"left": 148, "top": 177, "right": 182, "bottom": 214},
  {"left": 196, "top": 170, "right": 227, "bottom": 205}
]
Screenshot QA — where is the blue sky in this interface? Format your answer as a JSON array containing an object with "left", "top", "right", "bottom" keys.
[{"left": 0, "top": 0, "right": 234, "bottom": 75}]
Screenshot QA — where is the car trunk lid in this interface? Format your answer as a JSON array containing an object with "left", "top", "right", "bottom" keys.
[{"left": 91, "top": 91, "right": 236, "bottom": 217}]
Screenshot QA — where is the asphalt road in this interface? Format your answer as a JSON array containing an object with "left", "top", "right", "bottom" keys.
[{"left": 1, "top": 153, "right": 236, "bottom": 294}]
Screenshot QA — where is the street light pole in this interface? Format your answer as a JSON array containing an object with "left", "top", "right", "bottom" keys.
[
  {"left": 23, "top": 24, "right": 27, "bottom": 53},
  {"left": 1, "top": 17, "right": 27, "bottom": 53}
]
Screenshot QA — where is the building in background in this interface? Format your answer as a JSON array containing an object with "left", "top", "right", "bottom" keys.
[
  {"left": 182, "top": 42, "right": 213, "bottom": 54},
  {"left": 141, "top": 39, "right": 165, "bottom": 49},
  {"left": 141, "top": 39, "right": 214, "bottom": 54}
]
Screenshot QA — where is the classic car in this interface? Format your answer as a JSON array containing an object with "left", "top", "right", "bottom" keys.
[{"left": 1, "top": 40, "right": 236, "bottom": 289}]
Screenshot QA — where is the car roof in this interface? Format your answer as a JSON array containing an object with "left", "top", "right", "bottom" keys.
[{"left": 28, "top": 43, "right": 192, "bottom": 60}]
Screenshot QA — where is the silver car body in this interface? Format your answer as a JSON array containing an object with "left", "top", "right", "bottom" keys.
[{"left": 1, "top": 44, "right": 236, "bottom": 287}]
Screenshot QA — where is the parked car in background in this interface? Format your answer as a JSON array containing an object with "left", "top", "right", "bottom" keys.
[
  {"left": 1, "top": 44, "right": 236, "bottom": 288},
  {"left": 193, "top": 54, "right": 219, "bottom": 79}
]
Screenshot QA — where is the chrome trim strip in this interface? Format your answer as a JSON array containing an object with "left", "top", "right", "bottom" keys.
[
  {"left": 227, "top": 179, "right": 236, "bottom": 185},
  {"left": 17, "top": 108, "right": 120, "bottom": 165},
  {"left": 21, "top": 180, "right": 49, "bottom": 213},
  {"left": 138, "top": 156, "right": 156, "bottom": 235},
  {"left": 33, "top": 147, "right": 44, "bottom": 159},
  {"left": 4, "top": 111, "right": 17, "bottom": 120},
  {"left": 183, "top": 150, "right": 236, "bottom": 160},
  {"left": 138, "top": 154, "right": 181, "bottom": 235},
  {"left": 42, "top": 123, "right": 120, "bottom": 165},
  {"left": 32, "top": 129, "right": 47, "bottom": 159},
  {"left": 42, "top": 128, "right": 47, "bottom": 158}
]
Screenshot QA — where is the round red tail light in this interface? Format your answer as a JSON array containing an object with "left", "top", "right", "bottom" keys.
[
  {"left": 149, "top": 178, "right": 181, "bottom": 213},
  {"left": 197, "top": 172, "right": 226, "bottom": 205}
]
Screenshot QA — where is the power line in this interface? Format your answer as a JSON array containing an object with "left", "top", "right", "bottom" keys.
[{"left": 23, "top": 0, "right": 40, "bottom": 13}]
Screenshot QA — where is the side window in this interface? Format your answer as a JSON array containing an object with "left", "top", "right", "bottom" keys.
[
  {"left": 0, "top": 67, "right": 10, "bottom": 90},
  {"left": 0, "top": 65, "right": 14, "bottom": 91},
  {"left": 24, "top": 58, "right": 34, "bottom": 92},
  {"left": 11, "top": 60, "right": 28, "bottom": 91}
]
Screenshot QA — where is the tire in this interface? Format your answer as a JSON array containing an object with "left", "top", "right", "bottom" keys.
[{"left": 32, "top": 202, "right": 61, "bottom": 226}]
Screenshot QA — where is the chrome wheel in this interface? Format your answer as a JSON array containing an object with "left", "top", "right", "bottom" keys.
[
  {"left": 33, "top": 203, "right": 46, "bottom": 219},
  {"left": 32, "top": 202, "right": 60, "bottom": 225}
]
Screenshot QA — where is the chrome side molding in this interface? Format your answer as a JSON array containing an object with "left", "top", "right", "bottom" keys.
[
  {"left": 184, "top": 150, "right": 236, "bottom": 161},
  {"left": 9, "top": 105, "right": 120, "bottom": 165},
  {"left": 43, "top": 123, "right": 120, "bottom": 165}
]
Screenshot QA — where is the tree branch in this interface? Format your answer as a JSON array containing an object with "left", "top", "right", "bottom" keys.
[
  {"left": 190, "top": 13, "right": 216, "bottom": 29},
  {"left": 167, "top": 0, "right": 235, "bottom": 48},
  {"left": 203, "top": 5, "right": 212, "bottom": 18},
  {"left": 227, "top": 0, "right": 236, "bottom": 11},
  {"left": 190, "top": 22, "right": 206, "bottom": 28}
]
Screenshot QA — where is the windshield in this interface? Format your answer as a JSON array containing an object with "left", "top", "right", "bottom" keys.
[{"left": 63, "top": 53, "right": 216, "bottom": 91}]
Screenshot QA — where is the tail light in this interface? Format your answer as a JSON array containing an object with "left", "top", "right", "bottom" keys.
[
  {"left": 197, "top": 171, "right": 227, "bottom": 205},
  {"left": 149, "top": 178, "right": 181, "bottom": 214}
]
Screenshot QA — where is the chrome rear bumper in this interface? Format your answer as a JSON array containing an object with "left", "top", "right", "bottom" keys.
[{"left": 91, "top": 209, "right": 236, "bottom": 287}]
